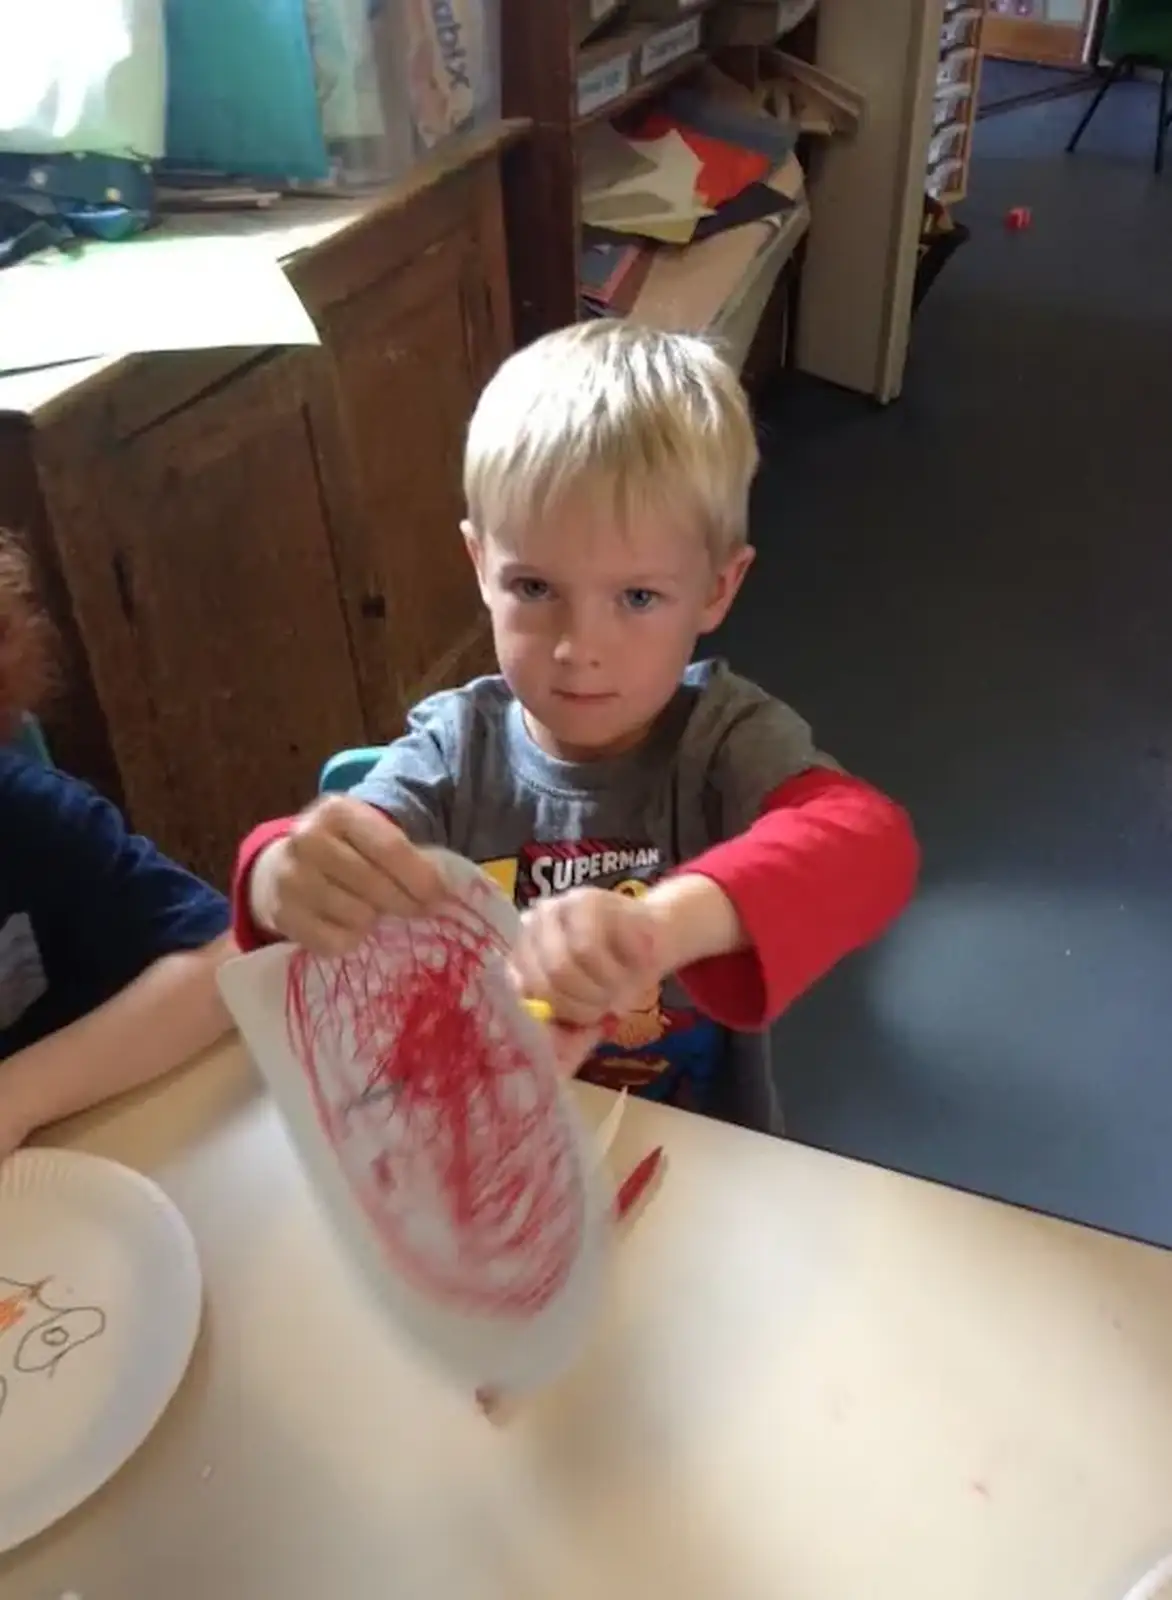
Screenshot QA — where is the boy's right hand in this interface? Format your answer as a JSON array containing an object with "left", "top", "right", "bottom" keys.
[{"left": 248, "top": 796, "right": 447, "bottom": 957}]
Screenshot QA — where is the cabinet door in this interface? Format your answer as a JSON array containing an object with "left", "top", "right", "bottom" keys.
[
  {"left": 38, "top": 350, "right": 368, "bottom": 887},
  {"left": 311, "top": 164, "right": 512, "bottom": 736}
]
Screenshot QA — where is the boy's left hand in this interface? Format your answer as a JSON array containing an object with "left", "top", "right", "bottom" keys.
[{"left": 511, "top": 886, "right": 667, "bottom": 1030}]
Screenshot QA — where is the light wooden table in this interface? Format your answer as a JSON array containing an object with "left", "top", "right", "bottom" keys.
[{"left": 4, "top": 1039, "right": 1172, "bottom": 1600}]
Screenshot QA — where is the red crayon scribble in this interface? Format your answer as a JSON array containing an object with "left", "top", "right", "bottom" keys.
[{"left": 285, "top": 893, "right": 584, "bottom": 1317}]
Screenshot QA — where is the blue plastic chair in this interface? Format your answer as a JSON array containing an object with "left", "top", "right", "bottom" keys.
[
  {"left": 11, "top": 713, "right": 50, "bottom": 765},
  {"left": 319, "top": 746, "right": 382, "bottom": 794}
]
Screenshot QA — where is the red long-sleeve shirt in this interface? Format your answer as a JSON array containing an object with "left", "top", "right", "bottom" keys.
[{"left": 232, "top": 768, "right": 917, "bottom": 1029}]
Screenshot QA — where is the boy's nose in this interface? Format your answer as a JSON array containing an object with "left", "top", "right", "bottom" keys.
[
  {"left": 552, "top": 631, "right": 597, "bottom": 666},
  {"left": 552, "top": 609, "right": 604, "bottom": 666}
]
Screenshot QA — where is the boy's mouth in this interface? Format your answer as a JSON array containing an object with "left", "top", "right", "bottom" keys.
[{"left": 552, "top": 690, "right": 618, "bottom": 706}]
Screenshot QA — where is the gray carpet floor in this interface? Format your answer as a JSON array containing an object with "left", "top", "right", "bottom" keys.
[{"left": 721, "top": 86, "right": 1172, "bottom": 1245}]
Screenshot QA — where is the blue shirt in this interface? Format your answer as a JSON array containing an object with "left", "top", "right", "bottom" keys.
[{"left": 0, "top": 752, "right": 229, "bottom": 1057}]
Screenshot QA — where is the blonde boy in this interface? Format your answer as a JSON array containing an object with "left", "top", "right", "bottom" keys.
[{"left": 234, "top": 322, "right": 917, "bottom": 1130}]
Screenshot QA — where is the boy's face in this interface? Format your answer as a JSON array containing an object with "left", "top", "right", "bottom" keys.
[{"left": 464, "top": 497, "right": 752, "bottom": 761}]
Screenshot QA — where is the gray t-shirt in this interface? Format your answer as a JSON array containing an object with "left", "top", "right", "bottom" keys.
[{"left": 352, "top": 660, "right": 831, "bottom": 1133}]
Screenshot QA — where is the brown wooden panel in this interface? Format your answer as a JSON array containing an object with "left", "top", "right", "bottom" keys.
[
  {"left": 501, "top": 0, "right": 580, "bottom": 344},
  {"left": 502, "top": 0, "right": 576, "bottom": 123},
  {"left": 318, "top": 188, "right": 511, "bottom": 734},
  {"left": 322, "top": 239, "right": 484, "bottom": 730},
  {"left": 290, "top": 172, "right": 475, "bottom": 316},
  {"left": 502, "top": 127, "right": 580, "bottom": 345},
  {"left": 36, "top": 351, "right": 368, "bottom": 887},
  {"left": 983, "top": 8, "right": 1093, "bottom": 65}
]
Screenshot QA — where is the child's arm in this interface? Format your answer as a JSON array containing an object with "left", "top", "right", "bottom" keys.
[
  {"left": 0, "top": 758, "right": 238, "bottom": 1153},
  {"left": 0, "top": 933, "right": 234, "bottom": 1154},
  {"left": 652, "top": 766, "right": 918, "bottom": 1026},
  {"left": 235, "top": 799, "right": 446, "bottom": 956},
  {"left": 511, "top": 769, "right": 916, "bottom": 1030},
  {"left": 233, "top": 696, "right": 457, "bottom": 955}
]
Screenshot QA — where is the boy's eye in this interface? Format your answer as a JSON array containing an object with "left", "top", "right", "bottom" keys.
[
  {"left": 511, "top": 577, "right": 551, "bottom": 601},
  {"left": 622, "top": 587, "right": 660, "bottom": 612}
]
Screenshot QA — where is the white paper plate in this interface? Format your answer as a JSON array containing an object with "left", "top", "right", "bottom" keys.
[
  {"left": 0, "top": 1148, "right": 202, "bottom": 1554},
  {"left": 1121, "top": 1553, "right": 1172, "bottom": 1600},
  {"left": 220, "top": 850, "right": 611, "bottom": 1395}
]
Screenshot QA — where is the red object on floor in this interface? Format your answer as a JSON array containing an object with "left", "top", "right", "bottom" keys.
[{"left": 1005, "top": 206, "right": 1032, "bottom": 231}]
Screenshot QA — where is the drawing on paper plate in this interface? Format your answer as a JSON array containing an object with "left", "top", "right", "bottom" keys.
[
  {"left": 0, "top": 1275, "right": 107, "bottom": 1420},
  {"left": 285, "top": 868, "right": 587, "bottom": 1318}
]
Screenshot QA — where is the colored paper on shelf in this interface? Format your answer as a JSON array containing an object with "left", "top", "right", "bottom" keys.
[
  {"left": 581, "top": 127, "right": 708, "bottom": 244},
  {"left": 579, "top": 122, "right": 658, "bottom": 196},
  {"left": 623, "top": 109, "right": 772, "bottom": 208},
  {"left": 580, "top": 232, "right": 655, "bottom": 311},
  {"left": 627, "top": 159, "right": 808, "bottom": 336},
  {"left": 659, "top": 85, "right": 800, "bottom": 162},
  {"left": 690, "top": 180, "right": 795, "bottom": 244}
]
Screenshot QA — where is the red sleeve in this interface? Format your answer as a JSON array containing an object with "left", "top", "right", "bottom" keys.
[
  {"left": 231, "top": 817, "right": 297, "bottom": 951},
  {"left": 677, "top": 768, "right": 919, "bottom": 1030}
]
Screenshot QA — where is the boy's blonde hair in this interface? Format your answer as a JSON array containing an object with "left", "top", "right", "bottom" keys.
[{"left": 464, "top": 320, "right": 759, "bottom": 560}]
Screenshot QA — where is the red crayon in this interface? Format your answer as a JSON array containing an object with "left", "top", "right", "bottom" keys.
[{"left": 615, "top": 1145, "right": 664, "bottom": 1219}]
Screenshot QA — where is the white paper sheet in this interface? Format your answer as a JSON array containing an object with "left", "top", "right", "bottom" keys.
[{"left": 0, "top": 235, "right": 319, "bottom": 375}]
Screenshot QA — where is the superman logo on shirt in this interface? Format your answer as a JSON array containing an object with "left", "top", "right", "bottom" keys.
[{"left": 479, "top": 838, "right": 723, "bottom": 1108}]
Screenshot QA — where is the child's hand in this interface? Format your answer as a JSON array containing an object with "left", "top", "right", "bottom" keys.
[
  {"left": 511, "top": 887, "right": 667, "bottom": 1031},
  {"left": 249, "top": 797, "right": 447, "bottom": 957},
  {"left": 544, "top": 1022, "right": 603, "bottom": 1080}
]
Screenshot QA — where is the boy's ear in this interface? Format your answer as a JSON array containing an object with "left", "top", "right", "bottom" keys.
[
  {"left": 461, "top": 519, "right": 490, "bottom": 603},
  {"left": 698, "top": 546, "right": 755, "bottom": 634}
]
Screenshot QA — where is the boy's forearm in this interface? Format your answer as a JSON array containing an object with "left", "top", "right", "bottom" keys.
[
  {"left": 664, "top": 769, "right": 919, "bottom": 1029},
  {"left": 645, "top": 873, "right": 747, "bottom": 973},
  {"left": 0, "top": 933, "right": 236, "bottom": 1144}
]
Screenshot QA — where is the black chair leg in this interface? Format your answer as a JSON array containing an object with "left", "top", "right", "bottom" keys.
[
  {"left": 1158, "top": 66, "right": 1171, "bottom": 174},
  {"left": 1067, "top": 55, "right": 1129, "bottom": 152}
]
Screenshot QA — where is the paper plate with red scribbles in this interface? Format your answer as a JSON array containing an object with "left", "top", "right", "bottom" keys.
[{"left": 218, "top": 850, "right": 613, "bottom": 1395}]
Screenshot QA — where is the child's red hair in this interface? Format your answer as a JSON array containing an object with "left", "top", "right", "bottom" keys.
[{"left": 0, "top": 530, "right": 55, "bottom": 739}]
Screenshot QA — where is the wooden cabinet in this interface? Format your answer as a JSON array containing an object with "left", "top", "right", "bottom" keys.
[
  {"left": 33, "top": 351, "right": 369, "bottom": 886},
  {"left": 0, "top": 125, "right": 521, "bottom": 889},
  {"left": 292, "top": 152, "right": 511, "bottom": 735}
]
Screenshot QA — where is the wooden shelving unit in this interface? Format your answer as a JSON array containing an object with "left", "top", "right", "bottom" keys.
[
  {"left": 501, "top": 0, "right": 951, "bottom": 403},
  {"left": 929, "top": 0, "right": 988, "bottom": 205},
  {"left": 499, "top": 0, "right": 810, "bottom": 359}
]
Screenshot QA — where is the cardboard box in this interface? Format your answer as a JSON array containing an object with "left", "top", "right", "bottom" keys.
[
  {"left": 707, "top": 1, "right": 814, "bottom": 48},
  {"left": 575, "top": 13, "right": 705, "bottom": 121},
  {"left": 625, "top": 0, "right": 712, "bottom": 19},
  {"left": 576, "top": 27, "right": 649, "bottom": 120},
  {"left": 638, "top": 14, "right": 705, "bottom": 78},
  {"left": 575, "top": 0, "right": 627, "bottom": 44}
]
